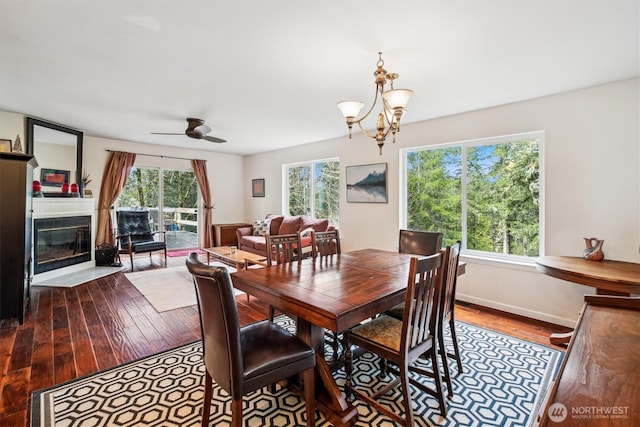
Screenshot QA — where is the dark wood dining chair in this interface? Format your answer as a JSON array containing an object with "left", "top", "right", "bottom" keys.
[
  {"left": 186, "top": 253, "right": 316, "bottom": 427},
  {"left": 311, "top": 229, "right": 341, "bottom": 261},
  {"left": 265, "top": 233, "right": 303, "bottom": 322},
  {"left": 311, "top": 230, "right": 343, "bottom": 360},
  {"left": 344, "top": 252, "right": 448, "bottom": 425},
  {"left": 385, "top": 229, "right": 443, "bottom": 318},
  {"left": 439, "top": 242, "right": 463, "bottom": 378}
]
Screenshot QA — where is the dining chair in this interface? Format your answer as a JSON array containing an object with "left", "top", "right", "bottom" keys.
[
  {"left": 311, "top": 230, "right": 342, "bottom": 360},
  {"left": 311, "top": 229, "right": 341, "bottom": 261},
  {"left": 385, "top": 229, "right": 443, "bottom": 319},
  {"left": 186, "top": 253, "right": 316, "bottom": 427},
  {"left": 266, "top": 233, "right": 303, "bottom": 321},
  {"left": 344, "top": 252, "right": 448, "bottom": 425},
  {"left": 438, "top": 241, "right": 463, "bottom": 377}
]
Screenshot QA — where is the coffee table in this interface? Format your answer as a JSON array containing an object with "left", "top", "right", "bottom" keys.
[{"left": 202, "top": 246, "right": 267, "bottom": 270}]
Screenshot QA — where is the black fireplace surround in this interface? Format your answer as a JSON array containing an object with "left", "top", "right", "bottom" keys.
[{"left": 34, "top": 216, "right": 91, "bottom": 274}]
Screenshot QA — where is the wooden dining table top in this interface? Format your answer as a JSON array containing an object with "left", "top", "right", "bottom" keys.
[{"left": 231, "top": 248, "right": 416, "bottom": 333}]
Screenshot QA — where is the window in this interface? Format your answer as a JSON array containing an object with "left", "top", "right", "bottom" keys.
[
  {"left": 401, "top": 132, "right": 543, "bottom": 261},
  {"left": 117, "top": 167, "right": 200, "bottom": 250},
  {"left": 284, "top": 158, "right": 340, "bottom": 227}
]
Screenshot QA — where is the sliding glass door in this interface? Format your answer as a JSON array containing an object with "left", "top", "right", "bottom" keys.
[{"left": 118, "top": 167, "right": 199, "bottom": 250}]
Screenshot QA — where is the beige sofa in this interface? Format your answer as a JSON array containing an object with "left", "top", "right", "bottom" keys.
[{"left": 236, "top": 214, "right": 335, "bottom": 257}]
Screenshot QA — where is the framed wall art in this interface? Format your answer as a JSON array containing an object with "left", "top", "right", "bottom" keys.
[
  {"left": 252, "top": 178, "right": 265, "bottom": 197},
  {"left": 346, "top": 162, "right": 388, "bottom": 203},
  {"left": 41, "top": 168, "right": 70, "bottom": 187},
  {"left": 0, "top": 139, "right": 11, "bottom": 153}
]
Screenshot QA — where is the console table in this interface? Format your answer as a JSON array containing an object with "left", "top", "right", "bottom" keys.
[
  {"left": 212, "top": 223, "right": 251, "bottom": 247},
  {"left": 536, "top": 256, "right": 640, "bottom": 344},
  {"left": 534, "top": 295, "right": 640, "bottom": 426},
  {"left": 536, "top": 256, "right": 640, "bottom": 295}
]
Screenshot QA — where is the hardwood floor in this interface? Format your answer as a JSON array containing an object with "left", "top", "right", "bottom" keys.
[{"left": 0, "top": 253, "right": 571, "bottom": 426}]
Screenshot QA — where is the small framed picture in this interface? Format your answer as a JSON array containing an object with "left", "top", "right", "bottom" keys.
[
  {"left": 0, "top": 139, "right": 12, "bottom": 153},
  {"left": 346, "top": 162, "right": 388, "bottom": 203},
  {"left": 252, "top": 178, "right": 265, "bottom": 197},
  {"left": 41, "top": 168, "right": 71, "bottom": 187}
]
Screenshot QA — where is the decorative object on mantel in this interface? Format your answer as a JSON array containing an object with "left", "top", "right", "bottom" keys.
[
  {"left": 41, "top": 168, "right": 70, "bottom": 188},
  {"left": 13, "top": 134, "right": 23, "bottom": 153},
  {"left": 337, "top": 52, "right": 414, "bottom": 155},
  {"left": 61, "top": 182, "right": 70, "bottom": 193},
  {"left": 0, "top": 139, "right": 11, "bottom": 152},
  {"left": 82, "top": 170, "right": 92, "bottom": 196},
  {"left": 33, "top": 180, "right": 43, "bottom": 197},
  {"left": 583, "top": 237, "right": 605, "bottom": 261}
]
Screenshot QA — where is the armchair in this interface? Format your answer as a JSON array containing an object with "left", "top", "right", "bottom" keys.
[{"left": 115, "top": 210, "right": 167, "bottom": 271}]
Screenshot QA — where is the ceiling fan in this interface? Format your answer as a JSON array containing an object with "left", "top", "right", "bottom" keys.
[{"left": 151, "top": 117, "right": 226, "bottom": 143}]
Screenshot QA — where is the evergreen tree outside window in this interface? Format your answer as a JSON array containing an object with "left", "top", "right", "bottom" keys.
[
  {"left": 402, "top": 132, "right": 543, "bottom": 260},
  {"left": 284, "top": 158, "right": 340, "bottom": 227}
]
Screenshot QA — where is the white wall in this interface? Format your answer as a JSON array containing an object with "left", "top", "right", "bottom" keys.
[{"left": 243, "top": 78, "right": 640, "bottom": 327}]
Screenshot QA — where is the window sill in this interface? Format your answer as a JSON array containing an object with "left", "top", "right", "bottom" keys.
[{"left": 460, "top": 253, "right": 538, "bottom": 273}]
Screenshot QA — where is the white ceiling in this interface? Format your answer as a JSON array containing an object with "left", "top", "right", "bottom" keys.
[{"left": 1, "top": 1, "right": 638, "bottom": 156}]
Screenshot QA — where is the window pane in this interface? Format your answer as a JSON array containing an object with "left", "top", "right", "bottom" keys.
[
  {"left": 119, "top": 167, "right": 160, "bottom": 208},
  {"left": 288, "top": 165, "right": 311, "bottom": 216},
  {"left": 406, "top": 147, "right": 462, "bottom": 246},
  {"left": 467, "top": 141, "right": 539, "bottom": 256},
  {"left": 314, "top": 161, "right": 340, "bottom": 227}
]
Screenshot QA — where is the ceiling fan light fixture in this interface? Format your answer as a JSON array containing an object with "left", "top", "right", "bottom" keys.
[{"left": 336, "top": 52, "right": 413, "bottom": 155}]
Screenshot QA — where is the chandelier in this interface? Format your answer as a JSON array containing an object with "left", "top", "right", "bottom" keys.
[{"left": 337, "top": 52, "right": 414, "bottom": 155}]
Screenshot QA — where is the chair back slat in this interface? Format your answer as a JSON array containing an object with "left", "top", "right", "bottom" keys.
[
  {"left": 401, "top": 252, "right": 443, "bottom": 353},
  {"left": 440, "top": 242, "right": 461, "bottom": 320},
  {"left": 266, "top": 233, "right": 303, "bottom": 266}
]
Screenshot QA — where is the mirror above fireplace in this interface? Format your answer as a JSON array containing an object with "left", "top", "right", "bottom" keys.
[{"left": 26, "top": 117, "right": 83, "bottom": 191}]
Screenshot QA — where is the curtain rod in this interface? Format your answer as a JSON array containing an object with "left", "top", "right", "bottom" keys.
[{"left": 105, "top": 149, "right": 203, "bottom": 162}]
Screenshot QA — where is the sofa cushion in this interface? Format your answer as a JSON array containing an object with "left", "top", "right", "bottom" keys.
[
  {"left": 252, "top": 218, "right": 271, "bottom": 236},
  {"left": 239, "top": 235, "right": 264, "bottom": 250},
  {"left": 300, "top": 216, "right": 330, "bottom": 232},
  {"left": 266, "top": 214, "right": 285, "bottom": 235},
  {"left": 278, "top": 215, "right": 302, "bottom": 234}
]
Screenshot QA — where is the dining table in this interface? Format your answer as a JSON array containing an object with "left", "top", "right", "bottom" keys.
[{"left": 230, "top": 248, "right": 465, "bottom": 426}]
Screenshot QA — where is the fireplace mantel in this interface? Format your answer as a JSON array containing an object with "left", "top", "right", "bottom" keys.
[{"left": 32, "top": 198, "right": 97, "bottom": 284}]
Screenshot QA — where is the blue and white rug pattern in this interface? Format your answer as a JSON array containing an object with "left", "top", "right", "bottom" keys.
[{"left": 31, "top": 317, "right": 562, "bottom": 426}]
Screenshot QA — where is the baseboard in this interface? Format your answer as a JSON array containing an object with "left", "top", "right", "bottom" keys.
[{"left": 456, "top": 292, "right": 578, "bottom": 328}]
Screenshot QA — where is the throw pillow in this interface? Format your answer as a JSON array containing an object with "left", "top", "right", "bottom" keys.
[
  {"left": 253, "top": 218, "right": 271, "bottom": 236},
  {"left": 300, "top": 227, "right": 314, "bottom": 238}
]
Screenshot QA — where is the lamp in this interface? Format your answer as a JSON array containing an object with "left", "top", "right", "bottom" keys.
[{"left": 337, "top": 52, "right": 413, "bottom": 155}]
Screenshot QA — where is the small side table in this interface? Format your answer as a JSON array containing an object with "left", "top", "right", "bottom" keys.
[{"left": 212, "top": 223, "right": 251, "bottom": 247}]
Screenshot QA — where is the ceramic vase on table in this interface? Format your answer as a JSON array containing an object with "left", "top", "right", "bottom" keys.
[{"left": 583, "top": 237, "right": 605, "bottom": 261}]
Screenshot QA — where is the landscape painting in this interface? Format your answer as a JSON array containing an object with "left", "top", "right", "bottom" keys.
[{"left": 346, "top": 163, "right": 388, "bottom": 203}]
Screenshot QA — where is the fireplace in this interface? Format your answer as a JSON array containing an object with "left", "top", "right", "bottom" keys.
[{"left": 34, "top": 216, "right": 91, "bottom": 274}]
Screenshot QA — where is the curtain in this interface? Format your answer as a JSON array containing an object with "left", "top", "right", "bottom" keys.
[
  {"left": 96, "top": 151, "right": 137, "bottom": 245},
  {"left": 191, "top": 159, "right": 213, "bottom": 248}
]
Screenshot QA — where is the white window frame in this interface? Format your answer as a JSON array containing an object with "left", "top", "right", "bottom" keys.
[
  {"left": 400, "top": 131, "right": 545, "bottom": 267},
  {"left": 282, "top": 157, "right": 339, "bottom": 219}
]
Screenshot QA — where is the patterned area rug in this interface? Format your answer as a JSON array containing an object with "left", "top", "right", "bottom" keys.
[{"left": 31, "top": 317, "right": 562, "bottom": 427}]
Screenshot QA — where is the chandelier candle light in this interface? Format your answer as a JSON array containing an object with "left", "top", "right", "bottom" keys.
[{"left": 337, "top": 52, "right": 413, "bottom": 155}]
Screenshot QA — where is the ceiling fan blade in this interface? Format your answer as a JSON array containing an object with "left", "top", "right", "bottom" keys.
[
  {"left": 151, "top": 132, "right": 184, "bottom": 135},
  {"left": 203, "top": 135, "right": 227, "bottom": 143},
  {"left": 194, "top": 124, "right": 212, "bottom": 135}
]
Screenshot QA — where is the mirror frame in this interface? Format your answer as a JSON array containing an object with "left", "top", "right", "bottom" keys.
[{"left": 26, "top": 117, "right": 83, "bottom": 187}]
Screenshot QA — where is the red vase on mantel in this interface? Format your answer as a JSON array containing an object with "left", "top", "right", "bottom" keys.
[{"left": 583, "top": 237, "right": 605, "bottom": 261}]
